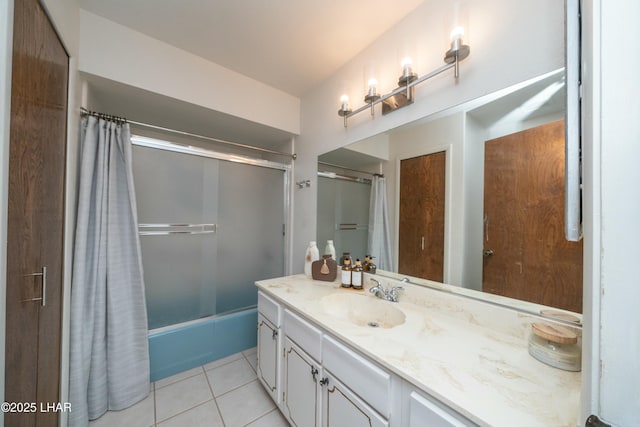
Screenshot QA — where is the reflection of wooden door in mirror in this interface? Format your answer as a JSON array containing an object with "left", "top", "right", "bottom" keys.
[
  {"left": 483, "top": 120, "right": 583, "bottom": 312},
  {"left": 398, "top": 152, "right": 445, "bottom": 282}
]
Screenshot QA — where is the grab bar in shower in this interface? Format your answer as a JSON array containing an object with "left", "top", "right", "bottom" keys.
[
  {"left": 138, "top": 223, "right": 217, "bottom": 236},
  {"left": 337, "top": 223, "right": 368, "bottom": 231}
]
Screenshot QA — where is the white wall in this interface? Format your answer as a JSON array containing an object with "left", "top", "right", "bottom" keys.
[
  {"left": 78, "top": 10, "right": 300, "bottom": 136},
  {"left": 590, "top": 0, "right": 640, "bottom": 424},
  {"left": 462, "top": 115, "right": 485, "bottom": 291},
  {"left": 294, "top": 0, "right": 564, "bottom": 273}
]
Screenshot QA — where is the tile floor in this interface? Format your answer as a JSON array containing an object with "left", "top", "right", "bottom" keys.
[{"left": 89, "top": 347, "right": 290, "bottom": 427}]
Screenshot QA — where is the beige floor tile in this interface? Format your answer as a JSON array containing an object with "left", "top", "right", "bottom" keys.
[
  {"left": 89, "top": 392, "right": 155, "bottom": 427},
  {"left": 245, "top": 408, "right": 290, "bottom": 427},
  {"left": 156, "top": 400, "right": 224, "bottom": 427},
  {"left": 206, "top": 357, "right": 257, "bottom": 396},
  {"left": 154, "top": 373, "right": 213, "bottom": 422},
  {"left": 216, "top": 380, "right": 276, "bottom": 427},
  {"left": 203, "top": 352, "right": 245, "bottom": 371},
  {"left": 243, "top": 347, "right": 257, "bottom": 358},
  {"left": 155, "top": 366, "right": 204, "bottom": 389},
  {"left": 244, "top": 347, "right": 258, "bottom": 372}
]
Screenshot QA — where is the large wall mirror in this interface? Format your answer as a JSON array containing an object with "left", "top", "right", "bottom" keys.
[{"left": 317, "top": 68, "right": 583, "bottom": 316}]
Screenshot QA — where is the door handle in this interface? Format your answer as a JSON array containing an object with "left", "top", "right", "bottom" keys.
[
  {"left": 22, "top": 266, "right": 47, "bottom": 307},
  {"left": 483, "top": 249, "right": 494, "bottom": 257}
]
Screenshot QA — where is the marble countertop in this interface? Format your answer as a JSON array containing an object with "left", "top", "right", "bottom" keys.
[{"left": 256, "top": 274, "right": 581, "bottom": 427}]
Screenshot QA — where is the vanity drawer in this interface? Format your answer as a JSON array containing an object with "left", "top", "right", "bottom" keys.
[
  {"left": 284, "top": 309, "right": 322, "bottom": 362},
  {"left": 408, "top": 389, "right": 474, "bottom": 427},
  {"left": 258, "top": 291, "right": 281, "bottom": 326},
  {"left": 322, "top": 335, "right": 392, "bottom": 418}
]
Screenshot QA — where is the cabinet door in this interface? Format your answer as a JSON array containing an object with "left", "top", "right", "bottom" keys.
[
  {"left": 283, "top": 337, "right": 321, "bottom": 427},
  {"left": 323, "top": 372, "right": 388, "bottom": 427},
  {"left": 257, "top": 314, "right": 279, "bottom": 403}
]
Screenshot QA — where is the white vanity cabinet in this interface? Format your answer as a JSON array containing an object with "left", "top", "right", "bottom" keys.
[
  {"left": 257, "top": 291, "right": 281, "bottom": 404},
  {"left": 282, "top": 309, "right": 323, "bottom": 426},
  {"left": 283, "top": 336, "right": 322, "bottom": 427},
  {"left": 257, "top": 286, "right": 473, "bottom": 427},
  {"left": 322, "top": 371, "right": 389, "bottom": 427},
  {"left": 280, "top": 310, "right": 392, "bottom": 427},
  {"left": 403, "top": 384, "right": 476, "bottom": 427}
]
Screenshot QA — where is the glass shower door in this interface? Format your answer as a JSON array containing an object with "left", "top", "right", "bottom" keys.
[
  {"left": 317, "top": 176, "right": 370, "bottom": 261},
  {"left": 132, "top": 143, "right": 285, "bottom": 330}
]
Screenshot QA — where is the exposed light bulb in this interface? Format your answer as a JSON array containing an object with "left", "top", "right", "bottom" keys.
[
  {"left": 339, "top": 94, "right": 350, "bottom": 113},
  {"left": 368, "top": 77, "right": 378, "bottom": 88},
  {"left": 450, "top": 26, "right": 465, "bottom": 41},
  {"left": 400, "top": 56, "right": 415, "bottom": 81}
]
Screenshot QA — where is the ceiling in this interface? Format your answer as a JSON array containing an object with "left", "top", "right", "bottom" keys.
[{"left": 78, "top": 0, "right": 425, "bottom": 98}]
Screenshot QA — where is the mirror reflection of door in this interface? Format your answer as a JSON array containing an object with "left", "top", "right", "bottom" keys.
[
  {"left": 398, "top": 151, "right": 446, "bottom": 282},
  {"left": 482, "top": 120, "right": 583, "bottom": 312}
]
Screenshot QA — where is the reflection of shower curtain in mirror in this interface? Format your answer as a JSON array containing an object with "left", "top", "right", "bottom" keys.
[{"left": 368, "top": 176, "right": 392, "bottom": 271}]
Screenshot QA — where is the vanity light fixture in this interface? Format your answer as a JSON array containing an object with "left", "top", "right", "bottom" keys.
[{"left": 338, "top": 27, "right": 470, "bottom": 127}]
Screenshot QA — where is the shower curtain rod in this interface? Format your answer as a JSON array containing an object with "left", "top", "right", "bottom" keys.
[
  {"left": 317, "top": 171, "right": 372, "bottom": 185},
  {"left": 317, "top": 160, "right": 382, "bottom": 177},
  {"left": 80, "top": 107, "right": 297, "bottom": 160}
]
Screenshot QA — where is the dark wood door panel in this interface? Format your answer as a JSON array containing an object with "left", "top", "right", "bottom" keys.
[
  {"left": 399, "top": 152, "right": 445, "bottom": 282},
  {"left": 6, "top": 0, "right": 68, "bottom": 425},
  {"left": 483, "top": 120, "right": 582, "bottom": 312}
]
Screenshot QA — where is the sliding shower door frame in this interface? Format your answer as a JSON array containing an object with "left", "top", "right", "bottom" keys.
[{"left": 131, "top": 133, "right": 293, "bottom": 276}]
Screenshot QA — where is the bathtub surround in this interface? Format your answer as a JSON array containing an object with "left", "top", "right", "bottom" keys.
[
  {"left": 148, "top": 308, "right": 258, "bottom": 382},
  {"left": 69, "top": 115, "right": 150, "bottom": 426}
]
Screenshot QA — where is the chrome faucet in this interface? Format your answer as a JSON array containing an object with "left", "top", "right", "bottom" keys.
[{"left": 369, "top": 278, "right": 404, "bottom": 303}]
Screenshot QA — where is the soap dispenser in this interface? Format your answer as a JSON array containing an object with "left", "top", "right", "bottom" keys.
[
  {"left": 352, "top": 259, "right": 364, "bottom": 290},
  {"left": 341, "top": 258, "right": 352, "bottom": 288},
  {"left": 324, "top": 240, "right": 336, "bottom": 260},
  {"left": 304, "top": 241, "right": 320, "bottom": 277}
]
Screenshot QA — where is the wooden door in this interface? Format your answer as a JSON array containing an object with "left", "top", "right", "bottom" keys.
[
  {"left": 483, "top": 120, "right": 583, "bottom": 312},
  {"left": 5, "top": 0, "right": 68, "bottom": 425},
  {"left": 398, "top": 152, "right": 446, "bottom": 282}
]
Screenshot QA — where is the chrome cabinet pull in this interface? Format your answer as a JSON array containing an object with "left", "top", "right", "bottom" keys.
[{"left": 22, "top": 266, "right": 46, "bottom": 307}]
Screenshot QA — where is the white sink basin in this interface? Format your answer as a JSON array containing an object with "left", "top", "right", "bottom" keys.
[{"left": 320, "top": 292, "right": 406, "bottom": 329}]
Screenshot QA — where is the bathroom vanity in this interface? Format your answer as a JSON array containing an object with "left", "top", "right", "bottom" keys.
[{"left": 255, "top": 274, "right": 581, "bottom": 427}]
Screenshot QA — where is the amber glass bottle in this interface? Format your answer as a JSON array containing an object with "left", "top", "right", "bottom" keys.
[{"left": 341, "top": 258, "right": 352, "bottom": 288}]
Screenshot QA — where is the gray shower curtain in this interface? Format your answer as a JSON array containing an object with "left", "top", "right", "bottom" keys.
[
  {"left": 368, "top": 175, "right": 393, "bottom": 271},
  {"left": 68, "top": 116, "right": 150, "bottom": 426}
]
